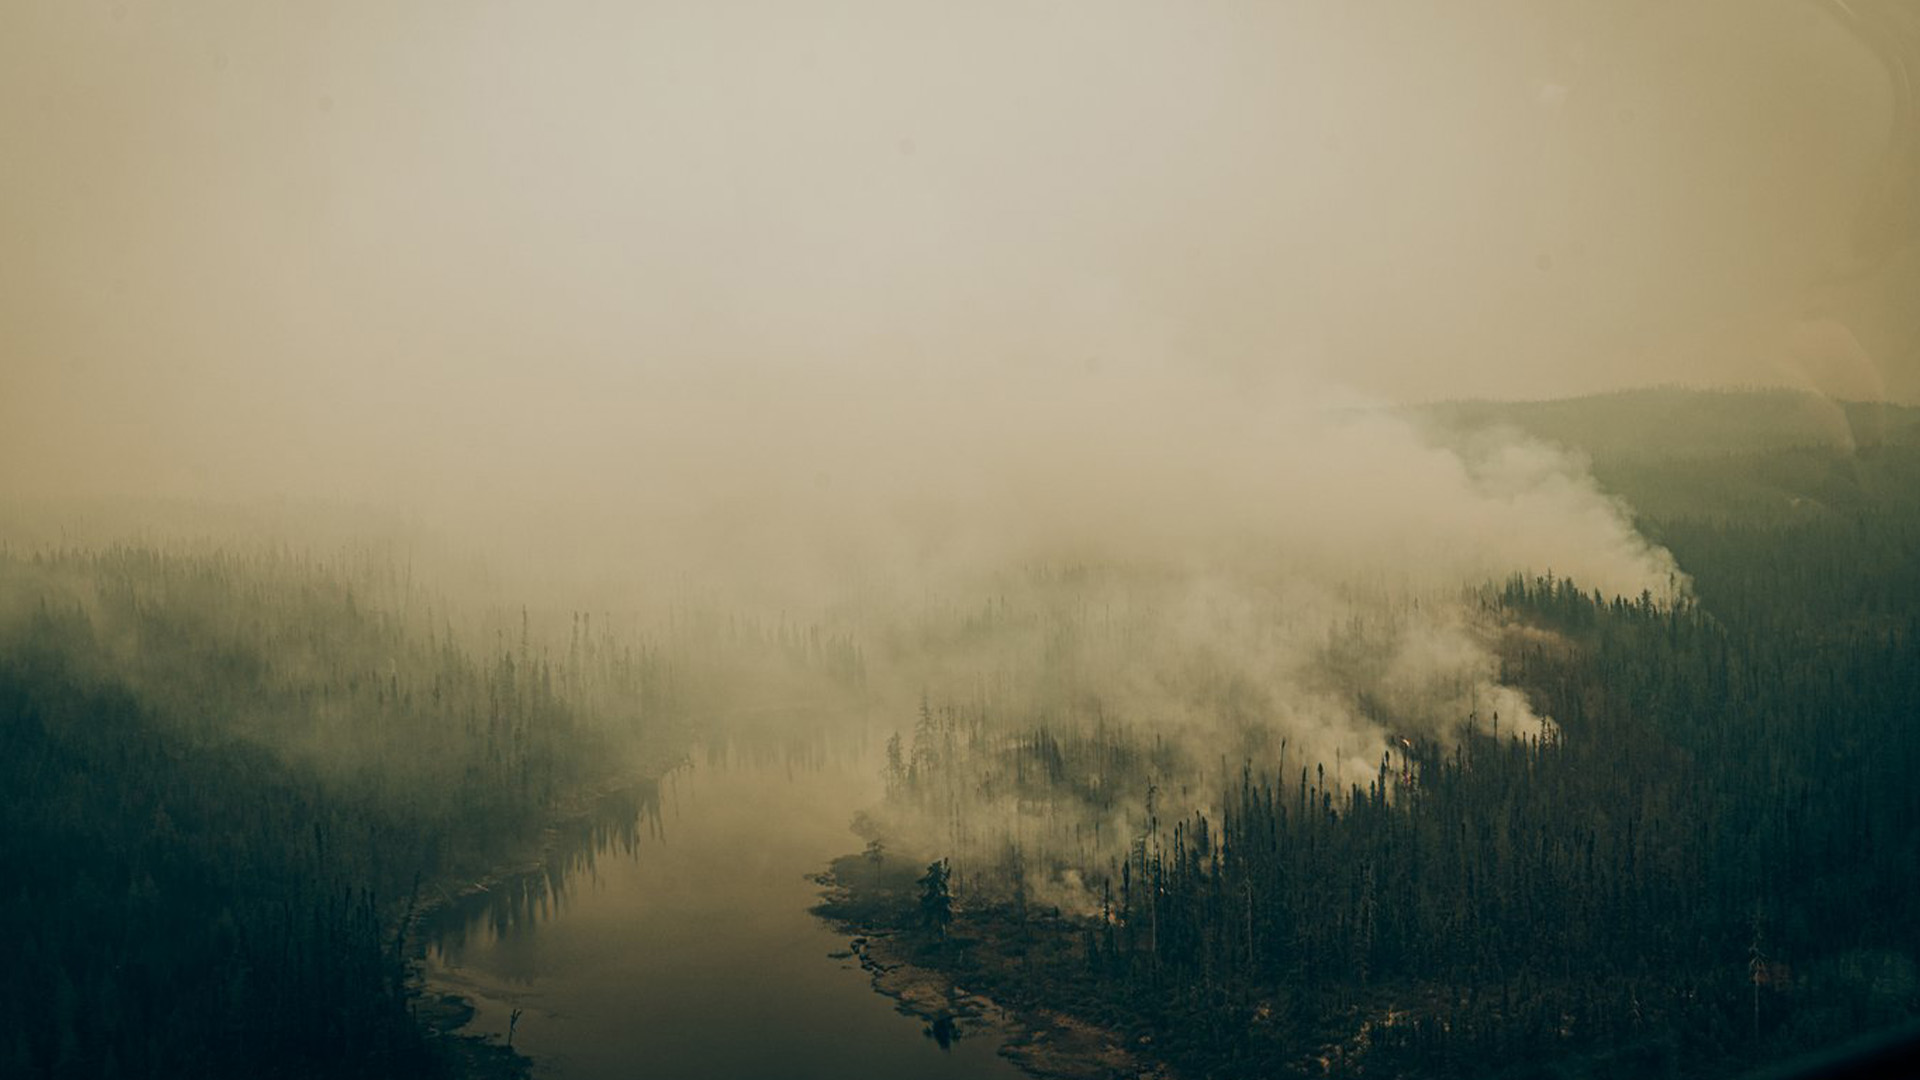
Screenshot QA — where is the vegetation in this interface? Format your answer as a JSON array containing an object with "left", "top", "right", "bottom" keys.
[
  {"left": 919, "top": 860, "right": 954, "bottom": 936},
  {"left": 850, "top": 429, "right": 1920, "bottom": 1078},
  {"left": 0, "top": 544, "right": 861, "bottom": 1079},
  {"left": 10, "top": 389, "right": 1918, "bottom": 1078}
]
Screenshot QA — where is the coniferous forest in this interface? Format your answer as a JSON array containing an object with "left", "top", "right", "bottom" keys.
[
  {"left": 0, "top": 545, "right": 861, "bottom": 1078},
  {"left": 5, "top": 392, "right": 1919, "bottom": 1080},
  {"left": 827, "top": 400, "right": 1920, "bottom": 1079}
]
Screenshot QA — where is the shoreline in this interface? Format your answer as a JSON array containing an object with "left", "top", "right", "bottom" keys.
[
  {"left": 813, "top": 856, "right": 1175, "bottom": 1080},
  {"left": 403, "top": 746, "right": 693, "bottom": 1078}
]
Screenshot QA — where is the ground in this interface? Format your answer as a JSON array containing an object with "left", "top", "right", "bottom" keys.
[{"left": 813, "top": 853, "right": 1176, "bottom": 1080}]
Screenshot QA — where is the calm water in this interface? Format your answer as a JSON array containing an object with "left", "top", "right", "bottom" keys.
[{"left": 423, "top": 737, "right": 1028, "bottom": 1080}]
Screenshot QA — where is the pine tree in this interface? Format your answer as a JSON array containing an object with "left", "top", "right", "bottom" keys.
[{"left": 918, "top": 859, "right": 953, "bottom": 936}]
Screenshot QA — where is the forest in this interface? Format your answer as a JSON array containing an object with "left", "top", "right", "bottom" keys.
[
  {"left": 0, "top": 390, "right": 1912, "bottom": 1076},
  {"left": 4, "top": 391, "right": 1917, "bottom": 1080},
  {"left": 828, "top": 394, "right": 1920, "bottom": 1079},
  {"left": 0, "top": 544, "right": 862, "bottom": 1078}
]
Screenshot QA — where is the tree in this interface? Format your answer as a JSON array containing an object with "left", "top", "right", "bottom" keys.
[
  {"left": 919, "top": 859, "right": 953, "bottom": 936},
  {"left": 884, "top": 732, "right": 905, "bottom": 793}
]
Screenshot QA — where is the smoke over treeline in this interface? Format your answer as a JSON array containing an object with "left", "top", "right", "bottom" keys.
[
  {"left": 0, "top": 0, "right": 1820, "bottom": 872},
  {"left": 3, "top": 359, "right": 1683, "bottom": 764},
  {"left": 1, "top": 2, "right": 1779, "bottom": 883}
]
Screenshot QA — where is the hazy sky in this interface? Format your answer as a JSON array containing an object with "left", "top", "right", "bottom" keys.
[{"left": 3, "top": 0, "right": 1915, "bottom": 507}]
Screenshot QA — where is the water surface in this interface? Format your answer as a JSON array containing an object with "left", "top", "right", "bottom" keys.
[{"left": 425, "top": 738, "right": 1028, "bottom": 1080}]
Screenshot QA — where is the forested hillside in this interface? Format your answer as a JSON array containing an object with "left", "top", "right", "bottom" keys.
[
  {"left": 1419, "top": 389, "right": 1920, "bottom": 463},
  {"left": 0, "top": 545, "right": 862, "bottom": 1079},
  {"left": 1420, "top": 389, "right": 1920, "bottom": 523},
  {"left": 9, "top": 390, "right": 1915, "bottom": 1079},
  {"left": 838, "top": 396, "right": 1920, "bottom": 1078}
]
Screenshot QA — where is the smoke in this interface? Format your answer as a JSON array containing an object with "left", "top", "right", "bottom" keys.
[
  {"left": 661, "top": 358, "right": 1678, "bottom": 888},
  {"left": 659, "top": 358, "right": 1682, "bottom": 889},
  {"left": 5, "top": 346, "right": 1682, "bottom": 759},
  {"left": 4, "top": 0, "right": 1722, "bottom": 883},
  {"left": 392, "top": 358, "right": 1681, "bottom": 609},
  {"left": 4, "top": 0, "right": 1907, "bottom": 513}
]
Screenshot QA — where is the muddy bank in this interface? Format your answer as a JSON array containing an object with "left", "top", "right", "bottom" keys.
[
  {"left": 814, "top": 855, "right": 1175, "bottom": 1080},
  {"left": 415, "top": 990, "right": 534, "bottom": 1080}
]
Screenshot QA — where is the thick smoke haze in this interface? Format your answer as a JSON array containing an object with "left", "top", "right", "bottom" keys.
[
  {"left": 0, "top": 1, "right": 1895, "bottom": 775},
  {"left": 3, "top": 0, "right": 1914, "bottom": 512}
]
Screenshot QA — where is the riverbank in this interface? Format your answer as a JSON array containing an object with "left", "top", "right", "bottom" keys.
[
  {"left": 813, "top": 853, "right": 1176, "bottom": 1080},
  {"left": 405, "top": 745, "right": 692, "bottom": 1078}
]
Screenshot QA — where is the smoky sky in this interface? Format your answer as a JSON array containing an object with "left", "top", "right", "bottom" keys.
[
  {"left": 5, "top": 0, "right": 1813, "bottom": 826},
  {"left": 3, "top": 0, "right": 1914, "bottom": 512}
]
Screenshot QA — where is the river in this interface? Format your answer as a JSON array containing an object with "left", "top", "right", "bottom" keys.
[{"left": 422, "top": 735, "right": 1030, "bottom": 1080}]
